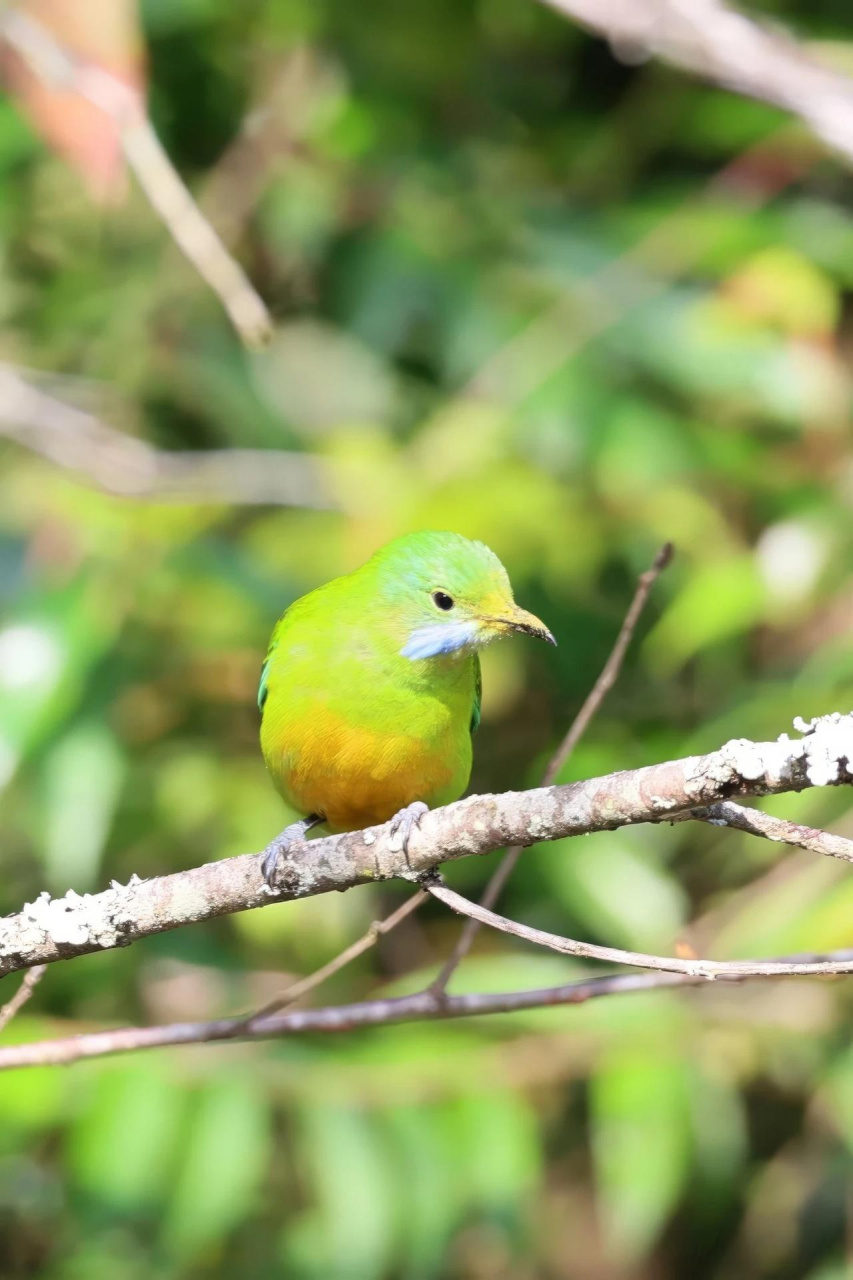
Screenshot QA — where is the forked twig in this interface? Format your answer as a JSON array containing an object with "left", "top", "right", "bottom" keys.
[
  {"left": 0, "top": 965, "right": 46, "bottom": 1035},
  {"left": 240, "top": 891, "right": 428, "bottom": 1029},
  {"left": 426, "top": 879, "right": 853, "bottom": 980},
  {"left": 693, "top": 800, "right": 853, "bottom": 864}
]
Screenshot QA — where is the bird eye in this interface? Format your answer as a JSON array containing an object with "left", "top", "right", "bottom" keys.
[{"left": 432, "top": 590, "right": 455, "bottom": 611}]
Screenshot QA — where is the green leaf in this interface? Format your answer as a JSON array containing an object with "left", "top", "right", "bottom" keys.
[
  {"left": 282, "top": 1104, "right": 399, "bottom": 1280},
  {"left": 645, "top": 553, "right": 766, "bottom": 672},
  {"left": 444, "top": 1089, "right": 540, "bottom": 1213},
  {"left": 591, "top": 1049, "right": 692, "bottom": 1261},
  {"left": 161, "top": 1078, "right": 271, "bottom": 1258},
  {"left": 0, "top": 1022, "right": 65, "bottom": 1142},
  {"left": 383, "top": 1104, "right": 459, "bottom": 1278},
  {"left": 40, "top": 721, "right": 125, "bottom": 890},
  {"left": 67, "top": 1061, "right": 186, "bottom": 1211},
  {"left": 543, "top": 831, "right": 688, "bottom": 951}
]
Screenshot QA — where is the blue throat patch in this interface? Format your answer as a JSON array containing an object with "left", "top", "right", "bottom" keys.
[{"left": 401, "top": 621, "right": 478, "bottom": 660}]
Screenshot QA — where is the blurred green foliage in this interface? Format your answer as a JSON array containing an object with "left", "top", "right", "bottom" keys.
[{"left": 2, "top": 0, "right": 853, "bottom": 1276}]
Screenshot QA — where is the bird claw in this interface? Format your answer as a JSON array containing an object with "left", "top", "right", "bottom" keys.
[
  {"left": 387, "top": 801, "right": 429, "bottom": 862},
  {"left": 261, "top": 815, "right": 322, "bottom": 889}
]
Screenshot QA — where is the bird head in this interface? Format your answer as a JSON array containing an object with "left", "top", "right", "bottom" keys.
[{"left": 366, "top": 531, "right": 555, "bottom": 660}]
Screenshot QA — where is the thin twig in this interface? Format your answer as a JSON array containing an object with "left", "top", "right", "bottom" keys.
[
  {"left": 543, "top": 542, "right": 675, "bottom": 783},
  {"left": 240, "top": 891, "right": 428, "bottom": 1028},
  {"left": 1, "top": 947, "right": 851, "bottom": 1072},
  {"left": 426, "top": 879, "right": 853, "bottom": 979},
  {"left": 429, "top": 542, "right": 674, "bottom": 993},
  {"left": 0, "top": 9, "right": 272, "bottom": 347},
  {"left": 0, "top": 965, "right": 46, "bottom": 1035},
  {"left": 693, "top": 800, "right": 853, "bottom": 865}
]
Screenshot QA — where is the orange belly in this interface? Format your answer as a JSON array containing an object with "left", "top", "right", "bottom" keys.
[{"left": 262, "top": 706, "right": 471, "bottom": 832}]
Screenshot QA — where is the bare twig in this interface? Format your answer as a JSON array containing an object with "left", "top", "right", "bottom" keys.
[
  {"left": 0, "top": 365, "right": 332, "bottom": 507},
  {"left": 1, "top": 947, "right": 851, "bottom": 1072},
  {"left": 241, "top": 890, "right": 428, "bottom": 1027},
  {"left": 544, "top": 542, "right": 675, "bottom": 782},
  {"left": 429, "top": 541, "right": 673, "bottom": 993},
  {"left": 2, "top": 712, "right": 851, "bottom": 980},
  {"left": 537, "top": 0, "right": 853, "bottom": 172},
  {"left": 0, "top": 9, "right": 271, "bottom": 346},
  {"left": 426, "top": 879, "right": 853, "bottom": 979},
  {"left": 693, "top": 800, "right": 853, "bottom": 865},
  {"left": 0, "top": 965, "right": 46, "bottom": 1035}
]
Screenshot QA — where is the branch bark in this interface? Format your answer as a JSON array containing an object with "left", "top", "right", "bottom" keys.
[
  {"left": 2, "top": 711, "right": 851, "bottom": 979},
  {"left": 537, "top": 0, "right": 853, "bottom": 171}
]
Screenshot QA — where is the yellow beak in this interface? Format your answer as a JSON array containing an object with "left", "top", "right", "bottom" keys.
[{"left": 484, "top": 603, "right": 556, "bottom": 646}]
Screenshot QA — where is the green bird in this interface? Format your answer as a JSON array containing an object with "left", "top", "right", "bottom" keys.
[{"left": 259, "top": 530, "right": 555, "bottom": 882}]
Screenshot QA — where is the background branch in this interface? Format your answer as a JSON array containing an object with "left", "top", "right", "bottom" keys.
[
  {"left": 0, "top": 8, "right": 272, "bottom": 346},
  {"left": 537, "top": 0, "right": 853, "bottom": 170},
  {"left": 426, "top": 879, "right": 853, "bottom": 979},
  {"left": 3, "top": 945, "right": 852, "bottom": 1073},
  {"left": 0, "top": 365, "right": 332, "bottom": 507},
  {"left": 241, "top": 890, "right": 428, "bottom": 1027}
]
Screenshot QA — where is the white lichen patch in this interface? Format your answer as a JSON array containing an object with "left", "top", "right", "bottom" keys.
[
  {"left": 799, "top": 711, "right": 853, "bottom": 787},
  {"left": 1, "top": 881, "right": 137, "bottom": 966},
  {"left": 720, "top": 737, "right": 778, "bottom": 782},
  {"left": 718, "top": 712, "right": 853, "bottom": 791},
  {"left": 683, "top": 713, "right": 853, "bottom": 801}
]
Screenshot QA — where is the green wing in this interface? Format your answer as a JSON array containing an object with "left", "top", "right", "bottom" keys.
[
  {"left": 470, "top": 653, "right": 481, "bottom": 735},
  {"left": 258, "top": 581, "right": 337, "bottom": 716}
]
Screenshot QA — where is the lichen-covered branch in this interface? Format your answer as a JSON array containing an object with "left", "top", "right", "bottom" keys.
[{"left": 1, "top": 712, "right": 851, "bottom": 981}]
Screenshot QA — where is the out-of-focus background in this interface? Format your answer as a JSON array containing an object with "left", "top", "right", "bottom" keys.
[{"left": 2, "top": 0, "right": 853, "bottom": 1276}]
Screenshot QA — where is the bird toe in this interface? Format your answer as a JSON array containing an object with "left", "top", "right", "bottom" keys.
[
  {"left": 261, "top": 841, "right": 284, "bottom": 887},
  {"left": 388, "top": 801, "right": 429, "bottom": 857},
  {"left": 260, "top": 815, "right": 323, "bottom": 889}
]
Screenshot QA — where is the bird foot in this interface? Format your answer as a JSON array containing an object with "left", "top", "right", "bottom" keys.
[
  {"left": 261, "top": 815, "right": 322, "bottom": 889},
  {"left": 387, "top": 801, "right": 429, "bottom": 862}
]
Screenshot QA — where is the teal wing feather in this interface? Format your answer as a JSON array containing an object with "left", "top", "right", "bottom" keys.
[
  {"left": 258, "top": 612, "right": 287, "bottom": 714},
  {"left": 470, "top": 653, "right": 481, "bottom": 735},
  {"left": 258, "top": 656, "right": 271, "bottom": 714}
]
